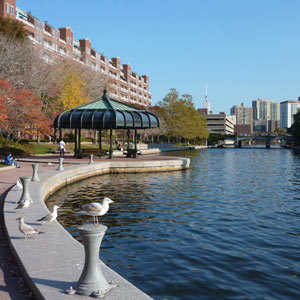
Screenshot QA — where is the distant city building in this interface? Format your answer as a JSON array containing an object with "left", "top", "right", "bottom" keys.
[
  {"left": 206, "top": 113, "right": 236, "bottom": 135},
  {"left": 202, "top": 85, "right": 212, "bottom": 114},
  {"left": 252, "top": 120, "right": 279, "bottom": 133},
  {"left": 0, "top": 0, "right": 152, "bottom": 107},
  {"left": 198, "top": 108, "right": 208, "bottom": 116},
  {"left": 280, "top": 100, "right": 300, "bottom": 129},
  {"left": 230, "top": 105, "right": 236, "bottom": 116},
  {"left": 252, "top": 98, "right": 280, "bottom": 132},
  {"left": 230, "top": 103, "right": 253, "bottom": 134}
]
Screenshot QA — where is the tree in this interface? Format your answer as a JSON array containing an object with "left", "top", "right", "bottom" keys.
[
  {"left": 290, "top": 109, "right": 300, "bottom": 145},
  {"left": 275, "top": 127, "right": 287, "bottom": 134},
  {"left": 157, "top": 89, "right": 208, "bottom": 144},
  {"left": 0, "top": 17, "right": 28, "bottom": 41},
  {"left": 54, "top": 59, "right": 106, "bottom": 111},
  {"left": 59, "top": 71, "right": 89, "bottom": 110},
  {"left": 0, "top": 79, "right": 51, "bottom": 144}
]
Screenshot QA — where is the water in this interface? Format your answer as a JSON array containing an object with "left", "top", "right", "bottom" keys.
[{"left": 46, "top": 148, "right": 300, "bottom": 300}]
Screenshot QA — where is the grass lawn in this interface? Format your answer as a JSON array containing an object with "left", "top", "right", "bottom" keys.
[
  {"left": 0, "top": 164, "right": 7, "bottom": 168},
  {"left": 1, "top": 142, "right": 114, "bottom": 156},
  {"left": 32, "top": 143, "right": 57, "bottom": 154}
]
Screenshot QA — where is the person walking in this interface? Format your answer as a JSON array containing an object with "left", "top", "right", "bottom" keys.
[{"left": 58, "top": 139, "right": 66, "bottom": 157}]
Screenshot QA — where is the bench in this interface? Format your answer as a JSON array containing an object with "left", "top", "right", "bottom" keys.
[
  {"left": 77, "top": 148, "right": 107, "bottom": 158},
  {"left": 124, "top": 149, "right": 141, "bottom": 158}
]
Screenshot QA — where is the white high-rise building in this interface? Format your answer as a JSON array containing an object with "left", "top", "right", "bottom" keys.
[
  {"left": 202, "top": 85, "right": 211, "bottom": 114},
  {"left": 280, "top": 101, "right": 300, "bottom": 129}
]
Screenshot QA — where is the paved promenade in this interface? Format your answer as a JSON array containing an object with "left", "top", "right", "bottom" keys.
[
  {"left": 0, "top": 154, "right": 183, "bottom": 299},
  {"left": 0, "top": 161, "right": 50, "bottom": 299}
]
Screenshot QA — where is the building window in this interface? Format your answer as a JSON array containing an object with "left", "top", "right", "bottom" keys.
[
  {"left": 67, "top": 37, "right": 72, "bottom": 45},
  {"left": 36, "top": 20, "right": 43, "bottom": 30},
  {"left": 6, "top": 3, "right": 9, "bottom": 13},
  {"left": 10, "top": 6, "right": 14, "bottom": 15}
]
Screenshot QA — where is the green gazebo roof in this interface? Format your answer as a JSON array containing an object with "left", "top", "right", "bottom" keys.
[
  {"left": 75, "top": 94, "right": 140, "bottom": 111},
  {"left": 54, "top": 90, "right": 159, "bottom": 130}
]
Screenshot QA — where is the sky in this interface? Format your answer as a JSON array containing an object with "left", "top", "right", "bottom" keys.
[{"left": 18, "top": 0, "right": 300, "bottom": 113}]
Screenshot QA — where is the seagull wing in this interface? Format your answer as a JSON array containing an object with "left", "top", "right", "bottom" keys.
[
  {"left": 15, "top": 201, "right": 29, "bottom": 209},
  {"left": 37, "top": 213, "right": 51, "bottom": 222},
  {"left": 22, "top": 223, "right": 38, "bottom": 235},
  {"left": 81, "top": 202, "right": 102, "bottom": 212},
  {"left": 80, "top": 202, "right": 103, "bottom": 216}
]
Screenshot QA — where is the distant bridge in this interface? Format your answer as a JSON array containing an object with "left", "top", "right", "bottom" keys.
[{"left": 225, "top": 134, "right": 294, "bottom": 149}]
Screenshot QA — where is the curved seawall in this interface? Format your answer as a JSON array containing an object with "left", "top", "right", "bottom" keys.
[{"left": 3, "top": 157, "right": 189, "bottom": 300}]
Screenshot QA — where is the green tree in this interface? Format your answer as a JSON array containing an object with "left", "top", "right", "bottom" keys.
[
  {"left": 0, "top": 17, "right": 28, "bottom": 41},
  {"left": 157, "top": 89, "right": 208, "bottom": 144},
  {"left": 290, "top": 109, "right": 300, "bottom": 145},
  {"left": 275, "top": 127, "right": 287, "bottom": 134}
]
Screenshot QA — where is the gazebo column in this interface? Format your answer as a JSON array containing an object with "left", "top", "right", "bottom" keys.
[
  {"left": 99, "top": 129, "right": 102, "bottom": 150},
  {"left": 127, "top": 129, "right": 130, "bottom": 152},
  {"left": 74, "top": 128, "right": 78, "bottom": 157},
  {"left": 134, "top": 129, "right": 137, "bottom": 158},
  {"left": 122, "top": 130, "right": 125, "bottom": 146},
  {"left": 109, "top": 128, "right": 113, "bottom": 159},
  {"left": 54, "top": 129, "right": 57, "bottom": 144},
  {"left": 59, "top": 128, "right": 62, "bottom": 141},
  {"left": 78, "top": 128, "right": 82, "bottom": 157}
]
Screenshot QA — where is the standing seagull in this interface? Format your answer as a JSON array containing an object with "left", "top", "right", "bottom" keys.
[
  {"left": 15, "top": 199, "right": 30, "bottom": 209},
  {"left": 37, "top": 205, "right": 59, "bottom": 223},
  {"left": 80, "top": 197, "right": 114, "bottom": 225},
  {"left": 16, "top": 217, "right": 44, "bottom": 240}
]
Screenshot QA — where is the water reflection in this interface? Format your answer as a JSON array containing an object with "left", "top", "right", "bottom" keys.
[{"left": 47, "top": 148, "right": 300, "bottom": 300}]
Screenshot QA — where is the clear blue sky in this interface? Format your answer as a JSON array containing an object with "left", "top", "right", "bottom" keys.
[{"left": 18, "top": 0, "right": 300, "bottom": 113}]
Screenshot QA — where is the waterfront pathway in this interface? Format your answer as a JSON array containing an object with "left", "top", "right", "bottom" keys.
[{"left": 0, "top": 153, "right": 179, "bottom": 299}]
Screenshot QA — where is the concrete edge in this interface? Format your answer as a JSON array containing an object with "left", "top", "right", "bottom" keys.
[
  {"left": 0, "top": 165, "right": 16, "bottom": 172},
  {"left": 4, "top": 157, "right": 190, "bottom": 300}
]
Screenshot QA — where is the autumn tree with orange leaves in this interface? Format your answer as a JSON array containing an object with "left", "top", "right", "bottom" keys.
[{"left": 0, "top": 79, "right": 51, "bottom": 145}]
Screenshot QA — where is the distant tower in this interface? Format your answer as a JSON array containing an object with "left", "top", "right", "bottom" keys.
[{"left": 203, "top": 85, "right": 211, "bottom": 114}]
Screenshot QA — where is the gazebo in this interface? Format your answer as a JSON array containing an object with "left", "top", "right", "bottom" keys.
[{"left": 54, "top": 90, "right": 160, "bottom": 159}]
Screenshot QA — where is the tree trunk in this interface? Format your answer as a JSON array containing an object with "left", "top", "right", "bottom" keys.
[{"left": 37, "top": 131, "right": 40, "bottom": 144}]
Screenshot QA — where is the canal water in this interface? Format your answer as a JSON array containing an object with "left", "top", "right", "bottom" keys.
[{"left": 46, "top": 148, "right": 300, "bottom": 300}]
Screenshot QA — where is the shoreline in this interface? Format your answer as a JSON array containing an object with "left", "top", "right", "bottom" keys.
[{"left": 3, "top": 155, "right": 189, "bottom": 300}]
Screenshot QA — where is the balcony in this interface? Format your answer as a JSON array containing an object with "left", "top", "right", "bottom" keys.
[
  {"left": 59, "top": 49, "right": 68, "bottom": 58},
  {"left": 43, "top": 29, "right": 52, "bottom": 37},
  {"left": 28, "top": 35, "right": 37, "bottom": 44},
  {"left": 44, "top": 43, "right": 55, "bottom": 52},
  {"left": 109, "top": 74, "right": 118, "bottom": 81},
  {"left": 73, "top": 48, "right": 81, "bottom": 56},
  {"left": 16, "top": 14, "right": 34, "bottom": 28}
]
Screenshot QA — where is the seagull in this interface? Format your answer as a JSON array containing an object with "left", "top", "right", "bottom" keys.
[
  {"left": 16, "top": 217, "right": 44, "bottom": 240},
  {"left": 37, "top": 205, "right": 59, "bottom": 223},
  {"left": 15, "top": 199, "right": 30, "bottom": 209},
  {"left": 16, "top": 179, "right": 23, "bottom": 190},
  {"left": 80, "top": 197, "right": 114, "bottom": 225}
]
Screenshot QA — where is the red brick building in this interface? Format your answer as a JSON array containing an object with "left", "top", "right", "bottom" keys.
[{"left": 0, "top": 0, "right": 152, "bottom": 107}]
